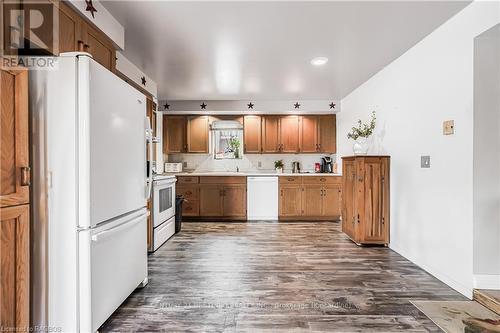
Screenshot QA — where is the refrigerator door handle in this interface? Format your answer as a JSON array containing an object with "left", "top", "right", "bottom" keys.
[
  {"left": 145, "top": 116, "right": 153, "bottom": 199},
  {"left": 91, "top": 213, "right": 147, "bottom": 242}
]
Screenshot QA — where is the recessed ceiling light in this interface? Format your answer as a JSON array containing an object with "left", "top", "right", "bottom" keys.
[{"left": 311, "top": 57, "right": 328, "bottom": 66}]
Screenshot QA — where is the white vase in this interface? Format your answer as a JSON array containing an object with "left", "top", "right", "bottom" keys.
[
  {"left": 275, "top": 167, "right": 283, "bottom": 173},
  {"left": 353, "top": 137, "right": 369, "bottom": 155}
]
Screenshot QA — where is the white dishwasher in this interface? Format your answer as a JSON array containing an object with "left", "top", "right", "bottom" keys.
[{"left": 247, "top": 176, "right": 279, "bottom": 220}]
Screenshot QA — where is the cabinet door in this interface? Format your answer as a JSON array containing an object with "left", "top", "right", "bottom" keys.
[
  {"left": 322, "top": 185, "right": 342, "bottom": 217},
  {"left": 342, "top": 160, "right": 357, "bottom": 238},
  {"left": 223, "top": 185, "right": 247, "bottom": 217},
  {"left": 318, "top": 115, "right": 336, "bottom": 153},
  {"left": 300, "top": 116, "right": 319, "bottom": 153},
  {"left": 187, "top": 116, "right": 209, "bottom": 153},
  {"left": 279, "top": 185, "right": 302, "bottom": 217},
  {"left": 163, "top": 116, "right": 186, "bottom": 153},
  {"left": 280, "top": 116, "right": 300, "bottom": 153},
  {"left": 262, "top": 116, "right": 280, "bottom": 153},
  {"left": 1, "top": 70, "right": 29, "bottom": 208},
  {"left": 0, "top": 204, "right": 29, "bottom": 329},
  {"left": 302, "top": 185, "right": 322, "bottom": 217},
  {"left": 199, "top": 185, "right": 223, "bottom": 216},
  {"left": 362, "top": 159, "right": 388, "bottom": 243},
  {"left": 81, "top": 23, "right": 116, "bottom": 71},
  {"left": 58, "top": 2, "right": 82, "bottom": 53},
  {"left": 243, "top": 116, "right": 262, "bottom": 153},
  {"left": 177, "top": 186, "right": 199, "bottom": 216}
]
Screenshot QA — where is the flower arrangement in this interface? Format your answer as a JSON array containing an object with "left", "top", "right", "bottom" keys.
[{"left": 347, "top": 111, "right": 376, "bottom": 140}]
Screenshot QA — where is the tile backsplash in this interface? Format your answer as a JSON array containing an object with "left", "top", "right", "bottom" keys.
[{"left": 166, "top": 153, "right": 335, "bottom": 173}]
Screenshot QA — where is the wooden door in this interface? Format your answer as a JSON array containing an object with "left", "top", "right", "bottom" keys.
[
  {"left": 302, "top": 185, "right": 322, "bottom": 216},
  {"left": 0, "top": 204, "right": 29, "bottom": 329},
  {"left": 222, "top": 185, "right": 247, "bottom": 217},
  {"left": 243, "top": 116, "right": 262, "bottom": 153},
  {"left": 187, "top": 116, "right": 209, "bottom": 153},
  {"left": 341, "top": 159, "right": 356, "bottom": 239},
  {"left": 322, "top": 185, "right": 342, "bottom": 217},
  {"left": 318, "top": 115, "right": 336, "bottom": 153},
  {"left": 300, "top": 116, "right": 319, "bottom": 153},
  {"left": 163, "top": 116, "right": 186, "bottom": 153},
  {"left": 81, "top": 23, "right": 116, "bottom": 71},
  {"left": 262, "top": 116, "right": 280, "bottom": 153},
  {"left": 279, "top": 185, "right": 302, "bottom": 217},
  {"left": 58, "top": 2, "right": 82, "bottom": 53},
  {"left": 199, "top": 185, "right": 223, "bottom": 216},
  {"left": 1, "top": 70, "right": 29, "bottom": 208},
  {"left": 362, "top": 158, "right": 388, "bottom": 243},
  {"left": 280, "top": 116, "right": 300, "bottom": 153}
]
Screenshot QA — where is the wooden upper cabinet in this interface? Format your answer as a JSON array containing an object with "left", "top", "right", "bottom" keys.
[
  {"left": 1, "top": 70, "right": 29, "bottom": 208},
  {"left": 300, "top": 116, "right": 319, "bottom": 153},
  {"left": 187, "top": 116, "right": 209, "bottom": 153},
  {"left": 81, "top": 23, "right": 116, "bottom": 71},
  {"left": 262, "top": 116, "right": 280, "bottom": 153},
  {"left": 222, "top": 185, "right": 247, "bottom": 217},
  {"left": 0, "top": 204, "right": 30, "bottom": 330},
  {"left": 58, "top": 2, "right": 82, "bottom": 53},
  {"left": 243, "top": 116, "right": 262, "bottom": 153},
  {"left": 318, "top": 115, "right": 336, "bottom": 153},
  {"left": 163, "top": 116, "right": 186, "bottom": 153},
  {"left": 279, "top": 116, "right": 300, "bottom": 153}
]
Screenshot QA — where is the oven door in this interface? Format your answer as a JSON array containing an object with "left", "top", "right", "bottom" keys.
[{"left": 153, "top": 180, "right": 176, "bottom": 227}]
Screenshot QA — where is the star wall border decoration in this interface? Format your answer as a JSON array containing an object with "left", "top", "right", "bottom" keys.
[
  {"left": 247, "top": 102, "right": 254, "bottom": 109},
  {"left": 200, "top": 102, "right": 207, "bottom": 110},
  {"left": 294, "top": 102, "right": 301, "bottom": 109},
  {"left": 85, "top": 0, "right": 97, "bottom": 18},
  {"left": 329, "top": 102, "right": 336, "bottom": 109},
  {"left": 163, "top": 102, "right": 170, "bottom": 110}
]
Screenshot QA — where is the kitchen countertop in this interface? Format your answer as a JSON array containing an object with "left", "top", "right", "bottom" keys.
[{"left": 161, "top": 171, "right": 342, "bottom": 177}]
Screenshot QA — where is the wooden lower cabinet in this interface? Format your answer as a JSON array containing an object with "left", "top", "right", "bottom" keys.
[
  {"left": 177, "top": 176, "right": 246, "bottom": 220},
  {"left": 341, "top": 156, "right": 390, "bottom": 245},
  {"left": 279, "top": 176, "right": 342, "bottom": 220},
  {"left": 0, "top": 204, "right": 30, "bottom": 329}
]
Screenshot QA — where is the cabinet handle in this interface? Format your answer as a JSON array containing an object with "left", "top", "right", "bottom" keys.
[
  {"left": 320, "top": 178, "right": 326, "bottom": 182},
  {"left": 318, "top": 143, "right": 321, "bottom": 151},
  {"left": 186, "top": 206, "right": 192, "bottom": 211},
  {"left": 186, "top": 191, "right": 192, "bottom": 195},
  {"left": 280, "top": 189, "right": 283, "bottom": 196},
  {"left": 84, "top": 44, "right": 90, "bottom": 52},
  {"left": 77, "top": 40, "right": 85, "bottom": 51},
  {"left": 20, "top": 167, "right": 31, "bottom": 186},
  {"left": 357, "top": 214, "right": 360, "bottom": 224}
]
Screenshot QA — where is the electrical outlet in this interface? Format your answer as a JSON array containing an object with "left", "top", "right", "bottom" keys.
[
  {"left": 258, "top": 161, "right": 262, "bottom": 168},
  {"left": 421, "top": 156, "right": 431, "bottom": 168},
  {"left": 182, "top": 161, "right": 188, "bottom": 168},
  {"left": 443, "top": 120, "right": 454, "bottom": 135}
]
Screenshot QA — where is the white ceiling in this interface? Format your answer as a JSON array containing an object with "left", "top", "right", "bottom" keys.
[{"left": 103, "top": 1, "right": 470, "bottom": 101}]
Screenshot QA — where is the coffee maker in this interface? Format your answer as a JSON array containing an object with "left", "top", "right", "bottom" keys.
[{"left": 321, "top": 156, "right": 333, "bottom": 173}]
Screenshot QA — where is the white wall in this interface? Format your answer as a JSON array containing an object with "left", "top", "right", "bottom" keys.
[
  {"left": 473, "top": 25, "right": 500, "bottom": 289},
  {"left": 337, "top": 1, "right": 500, "bottom": 298}
]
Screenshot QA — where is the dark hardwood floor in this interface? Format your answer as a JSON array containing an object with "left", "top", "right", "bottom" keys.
[{"left": 101, "top": 221, "right": 465, "bottom": 332}]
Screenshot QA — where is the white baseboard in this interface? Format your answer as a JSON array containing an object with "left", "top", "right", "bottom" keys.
[{"left": 473, "top": 274, "right": 500, "bottom": 289}]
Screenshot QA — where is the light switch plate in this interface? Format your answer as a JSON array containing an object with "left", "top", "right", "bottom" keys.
[
  {"left": 421, "top": 156, "right": 431, "bottom": 168},
  {"left": 443, "top": 120, "right": 454, "bottom": 135}
]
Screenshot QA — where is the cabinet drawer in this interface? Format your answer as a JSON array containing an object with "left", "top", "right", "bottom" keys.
[
  {"left": 302, "top": 176, "right": 342, "bottom": 184},
  {"left": 177, "top": 176, "right": 199, "bottom": 184},
  {"left": 279, "top": 176, "right": 301, "bottom": 184},
  {"left": 200, "top": 176, "right": 246, "bottom": 184},
  {"left": 177, "top": 186, "right": 199, "bottom": 200},
  {"left": 182, "top": 201, "right": 200, "bottom": 216}
]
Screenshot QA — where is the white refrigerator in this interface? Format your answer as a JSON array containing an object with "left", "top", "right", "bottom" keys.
[{"left": 30, "top": 53, "right": 150, "bottom": 332}]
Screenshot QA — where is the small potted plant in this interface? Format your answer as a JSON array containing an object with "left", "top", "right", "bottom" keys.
[
  {"left": 274, "top": 160, "right": 284, "bottom": 173},
  {"left": 347, "top": 111, "right": 376, "bottom": 155},
  {"left": 229, "top": 137, "right": 241, "bottom": 159}
]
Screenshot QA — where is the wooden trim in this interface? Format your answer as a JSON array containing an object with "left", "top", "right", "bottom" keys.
[{"left": 114, "top": 70, "right": 153, "bottom": 99}]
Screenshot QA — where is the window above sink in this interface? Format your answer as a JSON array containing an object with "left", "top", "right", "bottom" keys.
[{"left": 211, "top": 120, "right": 243, "bottom": 160}]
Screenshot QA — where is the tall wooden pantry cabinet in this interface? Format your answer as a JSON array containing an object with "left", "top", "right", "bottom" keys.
[{"left": 341, "top": 156, "right": 390, "bottom": 245}]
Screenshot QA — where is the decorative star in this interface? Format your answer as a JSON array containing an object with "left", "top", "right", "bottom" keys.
[
  {"left": 141, "top": 76, "right": 146, "bottom": 86},
  {"left": 294, "top": 102, "right": 301, "bottom": 109},
  {"left": 247, "top": 102, "right": 254, "bottom": 109},
  {"left": 329, "top": 102, "right": 336, "bottom": 109},
  {"left": 163, "top": 103, "right": 170, "bottom": 110},
  {"left": 200, "top": 102, "right": 207, "bottom": 109},
  {"left": 85, "top": 0, "right": 97, "bottom": 18}
]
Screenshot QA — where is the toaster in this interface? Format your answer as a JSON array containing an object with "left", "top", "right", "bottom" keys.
[{"left": 164, "top": 163, "right": 183, "bottom": 173}]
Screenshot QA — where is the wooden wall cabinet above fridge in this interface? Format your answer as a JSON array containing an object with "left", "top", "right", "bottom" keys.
[
  {"left": 243, "top": 115, "right": 336, "bottom": 154},
  {"left": 341, "top": 156, "right": 390, "bottom": 245},
  {"left": 58, "top": 1, "right": 116, "bottom": 71}
]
